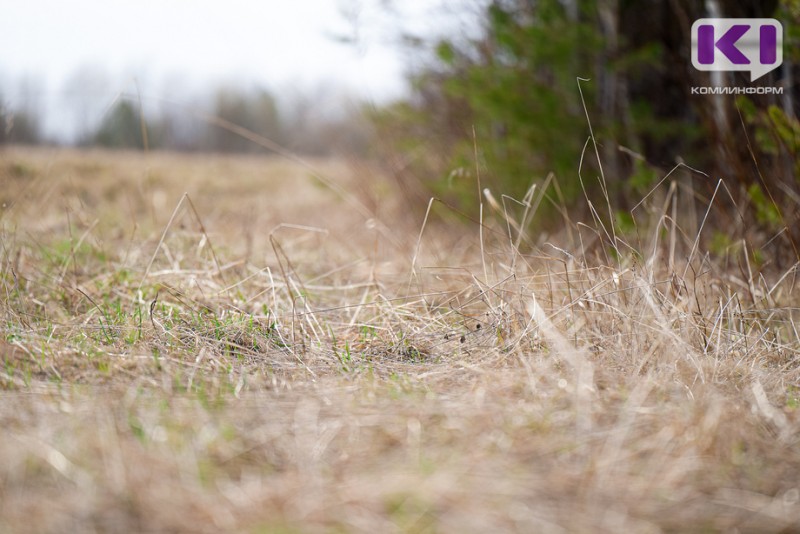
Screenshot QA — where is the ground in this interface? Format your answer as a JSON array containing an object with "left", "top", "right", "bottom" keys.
[{"left": 1, "top": 146, "right": 799, "bottom": 533}]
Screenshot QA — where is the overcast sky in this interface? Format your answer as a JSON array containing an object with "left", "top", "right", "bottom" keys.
[{"left": 0, "top": 0, "right": 468, "bottom": 139}]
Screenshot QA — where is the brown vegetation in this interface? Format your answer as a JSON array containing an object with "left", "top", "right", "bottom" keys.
[{"left": 1, "top": 146, "right": 799, "bottom": 532}]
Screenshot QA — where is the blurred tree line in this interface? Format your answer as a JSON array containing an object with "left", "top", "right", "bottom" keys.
[
  {"left": 0, "top": 83, "right": 371, "bottom": 156},
  {"left": 373, "top": 0, "right": 800, "bottom": 251}
]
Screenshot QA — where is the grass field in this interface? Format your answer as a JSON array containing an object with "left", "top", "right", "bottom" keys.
[{"left": 1, "top": 146, "right": 799, "bottom": 533}]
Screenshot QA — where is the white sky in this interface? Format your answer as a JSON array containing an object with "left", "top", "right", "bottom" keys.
[{"left": 0, "top": 0, "right": 469, "bottom": 139}]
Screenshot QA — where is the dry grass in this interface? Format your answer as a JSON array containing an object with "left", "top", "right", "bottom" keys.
[{"left": 1, "top": 145, "right": 799, "bottom": 533}]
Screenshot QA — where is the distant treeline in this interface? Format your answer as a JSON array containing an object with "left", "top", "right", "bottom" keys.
[{"left": 0, "top": 83, "right": 372, "bottom": 156}]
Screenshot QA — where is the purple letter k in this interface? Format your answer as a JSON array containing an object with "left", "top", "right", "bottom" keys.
[{"left": 698, "top": 24, "right": 750, "bottom": 65}]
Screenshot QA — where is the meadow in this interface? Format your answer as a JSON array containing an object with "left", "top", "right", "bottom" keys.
[{"left": 1, "top": 145, "right": 799, "bottom": 533}]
